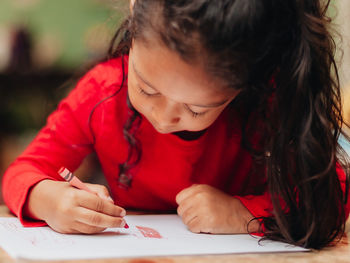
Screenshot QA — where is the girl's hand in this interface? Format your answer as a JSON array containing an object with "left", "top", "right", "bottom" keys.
[
  {"left": 24, "top": 179, "right": 126, "bottom": 234},
  {"left": 176, "top": 184, "right": 260, "bottom": 234}
]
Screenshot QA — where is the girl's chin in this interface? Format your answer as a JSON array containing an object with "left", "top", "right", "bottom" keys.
[{"left": 152, "top": 124, "right": 178, "bottom": 134}]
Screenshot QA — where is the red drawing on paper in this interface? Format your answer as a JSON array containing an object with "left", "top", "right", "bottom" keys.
[{"left": 136, "top": 226, "right": 162, "bottom": 238}]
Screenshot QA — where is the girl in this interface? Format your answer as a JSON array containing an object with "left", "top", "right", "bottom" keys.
[{"left": 2, "top": 0, "right": 350, "bottom": 249}]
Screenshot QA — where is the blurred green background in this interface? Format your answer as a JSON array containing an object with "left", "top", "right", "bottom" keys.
[
  {"left": 0, "top": 0, "right": 128, "bottom": 203},
  {"left": 0, "top": 0, "right": 126, "bottom": 69}
]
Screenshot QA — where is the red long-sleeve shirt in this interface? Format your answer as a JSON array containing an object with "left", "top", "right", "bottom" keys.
[{"left": 2, "top": 56, "right": 350, "bottom": 227}]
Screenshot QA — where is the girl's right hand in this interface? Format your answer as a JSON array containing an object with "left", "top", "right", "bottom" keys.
[{"left": 24, "top": 179, "right": 127, "bottom": 234}]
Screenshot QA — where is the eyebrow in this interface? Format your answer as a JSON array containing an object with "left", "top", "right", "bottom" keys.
[{"left": 132, "top": 59, "right": 228, "bottom": 108}]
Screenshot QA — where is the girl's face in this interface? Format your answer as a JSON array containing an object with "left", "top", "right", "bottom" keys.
[{"left": 128, "top": 39, "right": 240, "bottom": 134}]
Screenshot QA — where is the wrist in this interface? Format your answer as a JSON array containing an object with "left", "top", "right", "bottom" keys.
[
  {"left": 231, "top": 197, "right": 260, "bottom": 233},
  {"left": 23, "top": 179, "right": 55, "bottom": 221}
]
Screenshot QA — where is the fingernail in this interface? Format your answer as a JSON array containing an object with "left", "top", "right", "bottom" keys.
[
  {"left": 120, "top": 210, "right": 126, "bottom": 217},
  {"left": 108, "top": 196, "right": 114, "bottom": 203}
]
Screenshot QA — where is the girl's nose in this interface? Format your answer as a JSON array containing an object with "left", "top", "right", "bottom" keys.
[{"left": 152, "top": 99, "right": 181, "bottom": 126}]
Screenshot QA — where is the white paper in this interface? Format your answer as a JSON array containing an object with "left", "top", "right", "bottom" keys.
[{"left": 0, "top": 215, "right": 308, "bottom": 260}]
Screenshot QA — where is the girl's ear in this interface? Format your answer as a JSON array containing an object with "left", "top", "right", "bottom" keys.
[{"left": 130, "top": 0, "right": 135, "bottom": 13}]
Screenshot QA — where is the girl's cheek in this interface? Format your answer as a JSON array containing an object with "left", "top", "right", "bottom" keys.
[
  {"left": 184, "top": 112, "right": 220, "bottom": 131},
  {"left": 128, "top": 86, "right": 150, "bottom": 116},
  {"left": 198, "top": 110, "right": 225, "bottom": 129},
  {"left": 127, "top": 85, "right": 140, "bottom": 110}
]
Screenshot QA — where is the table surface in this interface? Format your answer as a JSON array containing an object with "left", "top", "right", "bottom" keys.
[{"left": 0, "top": 205, "right": 350, "bottom": 263}]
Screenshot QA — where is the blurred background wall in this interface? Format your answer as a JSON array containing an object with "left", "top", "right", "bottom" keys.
[
  {"left": 0, "top": 0, "right": 349, "bottom": 205},
  {"left": 0, "top": 0, "right": 128, "bottom": 204},
  {"left": 335, "top": 0, "right": 350, "bottom": 125}
]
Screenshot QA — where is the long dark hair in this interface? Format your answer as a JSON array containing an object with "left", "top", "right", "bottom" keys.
[{"left": 105, "top": 0, "right": 349, "bottom": 249}]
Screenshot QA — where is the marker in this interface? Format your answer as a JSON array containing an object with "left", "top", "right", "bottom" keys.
[
  {"left": 58, "top": 167, "right": 96, "bottom": 194},
  {"left": 58, "top": 167, "right": 129, "bottom": 229}
]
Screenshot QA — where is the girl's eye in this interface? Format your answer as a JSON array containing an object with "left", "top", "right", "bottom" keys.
[
  {"left": 138, "top": 86, "right": 158, "bottom": 97},
  {"left": 138, "top": 85, "right": 207, "bottom": 118},
  {"left": 184, "top": 105, "right": 207, "bottom": 118}
]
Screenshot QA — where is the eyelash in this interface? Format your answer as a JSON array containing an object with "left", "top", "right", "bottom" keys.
[
  {"left": 184, "top": 105, "right": 207, "bottom": 118},
  {"left": 138, "top": 85, "right": 207, "bottom": 118},
  {"left": 138, "top": 86, "right": 156, "bottom": 96}
]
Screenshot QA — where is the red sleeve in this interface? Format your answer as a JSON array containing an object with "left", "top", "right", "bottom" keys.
[
  {"left": 1, "top": 63, "right": 111, "bottom": 226},
  {"left": 234, "top": 191, "right": 273, "bottom": 220},
  {"left": 336, "top": 163, "right": 350, "bottom": 220},
  {"left": 235, "top": 162, "right": 350, "bottom": 233}
]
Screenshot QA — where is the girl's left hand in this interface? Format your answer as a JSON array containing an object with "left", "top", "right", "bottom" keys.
[{"left": 176, "top": 184, "right": 259, "bottom": 234}]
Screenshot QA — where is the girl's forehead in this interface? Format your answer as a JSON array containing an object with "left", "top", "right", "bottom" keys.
[{"left": 130, "top": 39, "right": 237, "bottom": 105}]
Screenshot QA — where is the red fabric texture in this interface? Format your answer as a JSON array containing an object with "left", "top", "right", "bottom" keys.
[{"left": 2, "top": 56, "right": 350, "bottom": 228}]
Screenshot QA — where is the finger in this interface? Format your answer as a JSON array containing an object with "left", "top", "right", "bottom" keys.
[
  {"left": 77, "top": 192, "right": 126, "bottom": 217},
  {"left": 71, "top": 220, "right": 107, "bottom": 234},
  {"left": 75, "top": 207, "right": 126, "bottom": 228},
  {"left": 177, "top": 204, "right": 185, "bottom": 217},
  {"left": 85, "top": 183, "right": 114, "bottom": 203},
  {"left": 177, "top": 196, "right": 194, "bottom": 217},
  {"left": 182, "top": 209, "right": 195, "bottom": 226},
  {"left": 187, "top": 216, "right": 201, "bottom": 233},
  {"left": 176, "top": 184, "right": 200, "bottom": 205},
  {"left": 181, "top": 207, "right": 198, "bottom": 226}
]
